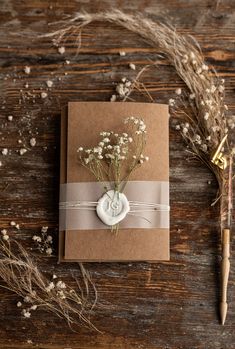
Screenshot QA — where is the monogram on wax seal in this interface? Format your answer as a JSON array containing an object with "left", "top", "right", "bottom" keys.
[{"left": 96, "top": 190, "right": 130, "bottom": 226}]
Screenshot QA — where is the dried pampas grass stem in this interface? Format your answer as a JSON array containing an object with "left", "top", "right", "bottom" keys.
[{"left": 0, "top": 238, "right": 98, "bottom": 331}]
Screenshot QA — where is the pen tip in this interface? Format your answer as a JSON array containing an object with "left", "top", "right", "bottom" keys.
[{"left": 220, "top": 302, "right": 227, "bottom": 325}]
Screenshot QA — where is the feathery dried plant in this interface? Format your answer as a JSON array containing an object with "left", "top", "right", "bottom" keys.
[{"left": 0, "top": 237, "right": 98, "bottom": 331}]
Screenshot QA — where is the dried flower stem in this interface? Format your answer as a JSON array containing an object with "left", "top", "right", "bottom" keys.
[
  {"left": 77, "top": 117, "right": 148, "bottom": 193},
  {"left": 0, "top": 238, "right": 98, "bottom": 331}
]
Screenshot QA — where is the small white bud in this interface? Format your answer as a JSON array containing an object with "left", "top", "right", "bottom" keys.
[
  {"left": 41, "top": 92, "right": 48, "bottom": 99},
  {"left": 46, "top": 248, "right": 52, "bottom": 255},
  {"left": 58, "top": 46, "right": 65, "bottom": 54},
  {"left": 129, "top": 63, "right": 136, "bottom": 70},
  {"left": 175, "top": 88, "right": 182, "bottom": 95},
  {"left": 2, "top": 148, "right": 8, "bottom": 156},
  {"left": 24, "top": 66, "right": 31, "bottom": 74},
  {"left": 19, "top": 148, "right": 27, "bottom": 156},
  {"left": 46, "top": 80, "right": 53, "bottom": 88},
  {"left": 1, "top": 229, "right": 7, "bottom": 235},
  {"left": 41, "top": 226, "right": 48, "bottom": 233},
  {"left": 30, "top": 138, "right": 36, "bottom": 147},
  {"left": 110, "top": 94, "right": 117, "bottom": 102}
]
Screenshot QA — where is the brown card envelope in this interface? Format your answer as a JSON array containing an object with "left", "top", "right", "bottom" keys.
[{"left": 59, "top": 102, "right": 169, "bottom": 262}]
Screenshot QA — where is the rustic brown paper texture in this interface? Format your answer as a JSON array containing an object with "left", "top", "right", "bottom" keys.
[{"left": 59, "top": 101, "right": 169, "bottom": 262}]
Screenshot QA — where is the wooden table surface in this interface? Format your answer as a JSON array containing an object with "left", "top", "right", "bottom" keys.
[{"left": 0, "top": 1, "right": 235, "bottom": 348}]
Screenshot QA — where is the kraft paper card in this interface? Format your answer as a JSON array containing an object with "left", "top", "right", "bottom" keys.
[{"left": 59, "top": 101, "right": 169, "bottom": 262}]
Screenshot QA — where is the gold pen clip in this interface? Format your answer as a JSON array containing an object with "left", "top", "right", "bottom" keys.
[{"left": 211, "top": 134, "right": 228, "bottom": 170}]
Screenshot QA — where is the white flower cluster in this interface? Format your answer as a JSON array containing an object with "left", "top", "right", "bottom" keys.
[
  {"left": 175, "top": 52, "right": 227, "bottom": 117},
  {"left": 1, "top": 229, "right": 9, "bottom": 241},
  {"left": 181, "top": 51, "right": 209, "bottom": 79},
  {"left": 45, "top": 276, "right": 68, "bottom": 300},
  {"left": 115, "top": 77, "right": 132, "bottom": 98},
  {"left": 17, "top": 275, "right": 69, "bottom": 319},
  {"left": 32, "top": 226, "right": 53, "bottom": 255},
  {"left": 0, "top": 222, "right": 19, "bottom": 241},
  {"left": 227, "top": 115, "right": 235, "bottom": 130},
  {"left": 124, "top": 116, "right": 147, "bottom": 134},
  {"left": 17, "top": 291, "right": 37, "bottom": 319},
  {"left": 78, "top": 130, "right": 134, "bottom": 165},
  {"left": 77, "top": 117, "right": 149, "bottom": 188},
  {"left": 175, "top": 122, "right": 209, "bottom": 153},
  {"left": 132, "top": 154, "right": 149, "bottom": 163}
]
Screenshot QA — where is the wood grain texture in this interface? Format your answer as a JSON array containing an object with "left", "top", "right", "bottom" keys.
[{"left": 0, "top": 0, "right": 235, "bottom": 348}]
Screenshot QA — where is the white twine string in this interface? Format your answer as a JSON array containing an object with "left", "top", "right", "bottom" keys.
[{"left": 59, "top": 200, "right": 170, "bottom": 213}]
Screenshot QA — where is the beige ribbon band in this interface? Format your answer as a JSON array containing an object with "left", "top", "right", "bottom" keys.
[{"left": 59, "top": 181, "right": 169, "bottom": 231}]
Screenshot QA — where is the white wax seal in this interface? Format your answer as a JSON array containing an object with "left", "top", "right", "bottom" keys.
[{"left": 96, "top": 190, "right": 130, "bottom": 226}]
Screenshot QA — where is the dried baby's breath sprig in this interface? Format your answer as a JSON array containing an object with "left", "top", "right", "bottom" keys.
[
  {"left": 77, "top": 116, "right": 148, "bottom": 193},
  {"left": 32, "top": 226, "right": 53, "bottom": 255},
  {"left": 116, "top": 77, "right": 132, "bottom": 98},
  {"left": 114, "top": 68, "right": 154, "bottom": 103},
  {"left": 0, "top": 236, "right": 98, "bottom": 331}
]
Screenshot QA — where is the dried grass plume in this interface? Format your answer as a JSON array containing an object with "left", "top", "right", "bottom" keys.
[{"left": 0, "top": 237, "right": 98, "bottom": 331}]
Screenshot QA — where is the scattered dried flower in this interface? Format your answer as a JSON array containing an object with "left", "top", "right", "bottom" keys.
[
  {"left": 58, "top": 46, "right": 65, "bottom": 54},
  {"left": 30, "top": 138, "right": 36, "bottom": 147},
  {"left": 129, "top": 63, "right": 136, "bottom": 70},
  {"left": 41, "top": 226, "right": 48, "bottom": 233},
  {"left": 46, "top": 80, "right": 53, "bottom": 88},
  {"left": 19, "top": 148, "right": 27, "bottom": 156},
  {"left": 24, "top": 66, "right": 31, "bottom": 74},
  {"left": 32, "top": 227, "right": 53, "bottom": 255},
  {"left": 46, "top": 247, "right": 52, "bottom": 255},
  {"left": 110, "top": 94, "right": 117, "bottom": 102},
  {"left": 175, "top": 88, "right": 182, "bottom": 95},
  {"left": 22, "top": 310, "right": 31, "bottom": 318},
  {"left": 56, "top": 280, "right": 66, "bottom": 289},
  {"left": 2, "top": 148, "right": 8, "bottom": 156},
  {"left": 116, "top": 79, "right": 132, "bottom": 98},
  {"left": 41, "top": 92, "right": 48, "bottom": 99}
]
